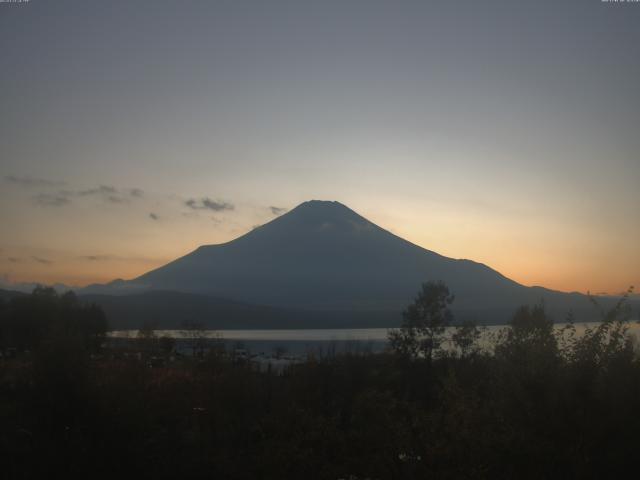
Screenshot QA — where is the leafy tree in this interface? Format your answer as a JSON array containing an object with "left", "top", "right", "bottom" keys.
[
  {"left": 568, "top": 286, "right": 635, "bottom": 372},
  {"left": 451, "top": 319, "right": 482, "bottom": 358},
  {"left": 388, "top": 281, "right": 454, "bottom": 360},
  {"left": 495, "top": 303, "right": 559, "bottom": 366}
]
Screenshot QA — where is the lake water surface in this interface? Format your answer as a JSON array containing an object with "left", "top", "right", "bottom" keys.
[{"left": 109, "top": 321, "right": 640, "bottom": 355}]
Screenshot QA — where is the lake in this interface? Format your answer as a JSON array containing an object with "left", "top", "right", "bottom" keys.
[{"left": 109, "top": 320, "right": 640, "bottom": 355}]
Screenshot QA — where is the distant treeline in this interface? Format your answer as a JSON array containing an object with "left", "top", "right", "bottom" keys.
[
  {"left": 0, "top": 284, "right": 639, "bottom": 479},
  {"left": 0, "top": 287, "right": 107, "bottom": 353}
]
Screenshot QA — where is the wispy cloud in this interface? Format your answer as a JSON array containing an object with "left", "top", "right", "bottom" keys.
[
  {"left": 5, "top": 175, "right": 65, "bottom": 187},
  {"left": 185, "top": 197, "right": 234, "bottom": 212},
  {"left": 34, "top": 193, "right": 71, "bottom": 207},
  {"left": 6, "top": 256, "right": 58, "bottom": 265},
  {"left": 30, "top": 184, "right": 143, "bottom": 207},
  {"left": 269, "top": 206, "right": 287, "bottom": 216},
  {"left": 77, "top": 253, "right": 162, "bottom": 264},
  {"left": 31, "top": 256, "right": 52, "bottom": 265},
  {"left": 80, "top": 255, "right": 112, "bottom": 261},
  {"left": 77, "top": 185, "right": 117, "bottom": 196},
  {"left": 106, "top": 195, "right": 127, "bottom": 204}
]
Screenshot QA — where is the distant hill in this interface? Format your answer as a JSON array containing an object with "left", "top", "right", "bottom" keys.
[
  {"left": 80, "top": 290, "right": 401, "bottom": 330},
  {"left": 81, "top": 200, "right": 632, "bottom": 327},
  {"left": 0, "top": 289, "right": 27, "bottom": 302}
]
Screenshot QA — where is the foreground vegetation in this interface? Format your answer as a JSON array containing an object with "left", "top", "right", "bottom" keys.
[{"left": 0, "top": 286, "right": 638, "bottom": 479}]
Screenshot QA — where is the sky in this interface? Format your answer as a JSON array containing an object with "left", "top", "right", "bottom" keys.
[{"left": 1, "top": 0, "right": 638, "bottom": 294}]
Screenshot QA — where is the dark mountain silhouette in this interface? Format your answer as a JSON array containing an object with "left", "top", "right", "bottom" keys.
[
  {"left": 132, "top": 201, "right": 519, "bottom": 308},
  {"left": 81, "top": 290, "right": 396, "bottom": 330},
  {"left": 81, "top": 200, "right": 627, "bottom": 327},
  {"left": 0, "top": 289, "right": 27, "bottom": 302}
]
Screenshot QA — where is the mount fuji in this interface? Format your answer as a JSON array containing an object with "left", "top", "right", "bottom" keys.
[{"left": 82, "top": 200, "right": 618, "bottom": 328}]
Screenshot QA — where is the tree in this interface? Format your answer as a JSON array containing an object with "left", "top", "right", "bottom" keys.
[
  {"left": 388, "top": 281, "right": 454, "bottom": 361},
  {"left": 568, "top": 286, "right": 635, "bottom": 371},
  {"left": 494, "top": 303, "right": 560, "bottom": 391},
  {"left": 137, "top": 320, "right": 158, "bottom": 355},
  {"left": 159, "top": 335, "right": 177, "bottom": 356},
  {"left": 181, "top": 319, "right": 208, "bottom": 357},
  {"left": 495, "top": 303, "right": 558, "bottom": 363},
  {"left": 451, "top": 319, "right": 482, "bottom": 358},
  {"left": 0, "top": 287, "right": 107, "bottom": 353}
]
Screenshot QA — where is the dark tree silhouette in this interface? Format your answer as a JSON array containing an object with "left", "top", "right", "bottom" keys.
[
  {"left": 388, "top": 281, "right": 454, "bottom": 360},
  {"left": 181, "top": 319, "right": 208, "bottom": 357},
  {"left": 0, "top": 287, "right": 107, "bottom": 353},
  {"left": 451, "top": 319, "right": 482, "bottom": 358}
]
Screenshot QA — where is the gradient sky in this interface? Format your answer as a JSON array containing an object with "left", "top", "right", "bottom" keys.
[{"left": 1, "top": 0, "right": 638, "bottom": 294}]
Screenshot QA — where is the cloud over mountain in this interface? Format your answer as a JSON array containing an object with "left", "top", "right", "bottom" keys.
[
  {"left": 185, "top": 198, "right": 234, "bottom": 211},
  {"left": 269, "top": 206, "right": 287, "bottom": 216}
]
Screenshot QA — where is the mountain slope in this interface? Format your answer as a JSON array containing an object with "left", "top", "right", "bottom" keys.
[
  {"left": 118, "top": 200, "right": 609, "bottom": 323},
  {"left": 133, "top": 201, "right": 518, "bottom": 308}
]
